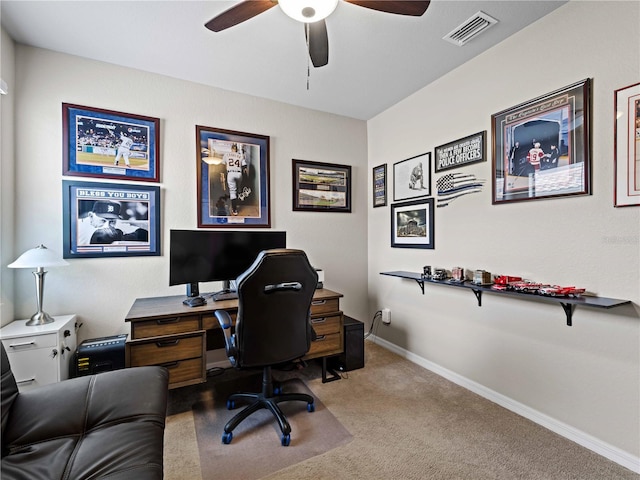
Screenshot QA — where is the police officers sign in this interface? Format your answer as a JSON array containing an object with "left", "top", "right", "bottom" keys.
[{"left": 434, "top": 131, "right": 486, "bottom": 172}]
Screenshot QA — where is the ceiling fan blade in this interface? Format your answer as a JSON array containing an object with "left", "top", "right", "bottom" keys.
[
  {"left": 345, "top": 1, "right": 430, "bottom": 16},
  {"left": 205, "top": 0, "right": 277, "bottom": 32},
  {"left": 305, "top": 20, "right": 329, "bottom": 68}
]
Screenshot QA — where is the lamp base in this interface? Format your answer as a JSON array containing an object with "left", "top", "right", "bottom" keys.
[{"left": 26, "top": 311, "right": 55, "bottom": 326}]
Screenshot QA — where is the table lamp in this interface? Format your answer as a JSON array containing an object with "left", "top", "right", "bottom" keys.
[{"left": 8, "top": 244, "right": 69, "bottom": 326}]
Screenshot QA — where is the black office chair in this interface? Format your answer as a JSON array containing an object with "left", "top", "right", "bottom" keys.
[{"left": 214, "top": 248, "right": 319, "bottom": 446}]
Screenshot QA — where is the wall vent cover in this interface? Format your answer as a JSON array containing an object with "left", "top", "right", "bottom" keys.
[{"left": 443, "top": 11, "right": 498, "bottom": 46}]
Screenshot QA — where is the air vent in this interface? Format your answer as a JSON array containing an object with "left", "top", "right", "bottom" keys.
[{"left": 443, "top": 11, "right": 498, "bottom": 46}]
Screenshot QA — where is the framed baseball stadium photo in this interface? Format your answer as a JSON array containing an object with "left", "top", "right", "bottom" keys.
[
  {"left": 393, "top": 152, "right": 431, "bottom": 202},
  {"left": 491, "top": 79, "right": 592, "bottom": 204},
  {"left": 196, "top": 126, "right": 270, "bottom": 227},
  {"left": 62, "top": 180, "right": 161, "bottom": 259},
  {"left": 390, "top": 198, "right": 435, "bottom": 249},
  {"left": 292, "top": 159, "right": 352, "bottom": 212},
  {"left": 62, "top": 103, "right": 160, "bottom": 182}
]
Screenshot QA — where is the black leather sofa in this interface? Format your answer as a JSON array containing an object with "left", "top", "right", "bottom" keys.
[{"left": 1, "top": 344, "right": 168, "bottom": 479}]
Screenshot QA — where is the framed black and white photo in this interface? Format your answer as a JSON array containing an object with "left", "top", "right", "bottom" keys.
[
  {"left": 292, "top": 159, "right": 351, "bottom": 212},
  {"left": 62, "top": 103, "right": 160, "bottom": 182},
  {"left": 491, "top": 79, "right": 591, "bottom": 204},
  {"left": 373, "top": 163, "right": 387, "bottom": 207},
  {"left": 614, "top": 82, "right": 640, "bottom": 207},
  {"left": 196, "top": 126, "right": 271, "bottom": 227},
  {"left": 391, "top": 198, "right": 435, "bottom": 249},
  {"left": 435, "top": 131, "right": 486, "bottom": 172},
  {"left": 393, "top": 152, "right": 431, "bottom": 201},
  {"left": 62, "top": 180, "right": 160, "bottom": 258}
]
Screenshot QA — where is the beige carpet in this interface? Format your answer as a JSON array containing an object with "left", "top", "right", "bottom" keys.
[{"left": 164, "top": 341, "right": 638, "bottom": 480}]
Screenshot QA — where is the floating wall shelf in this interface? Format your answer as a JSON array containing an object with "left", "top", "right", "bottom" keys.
[{"left": 380, "top": 271, "right": 631, "bottom": 326}]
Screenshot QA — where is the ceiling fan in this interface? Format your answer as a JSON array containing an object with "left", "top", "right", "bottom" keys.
[{"left": 205, "top": 0, "right": 430, "bottom": 68}]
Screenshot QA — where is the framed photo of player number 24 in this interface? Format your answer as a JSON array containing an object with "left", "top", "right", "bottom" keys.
[
  {"left": 62, "top": 103, "right": 160, "bottom": 182},
  {"left": 196, "top": 126, "right": 271, "bottom": 228}
]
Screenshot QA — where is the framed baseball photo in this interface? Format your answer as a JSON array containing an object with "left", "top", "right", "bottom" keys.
[
  {"left": 373, "top": 163, "right": 387, "bottom": 207},
  {"left": 614, "top": 82, "right": 640, "bottom": 207},
  {"left": 292, "top": 159, "right": 352, "bottom": 212},
  {"left": 390, "top": 198, "right": 435, "bottom": 249},
  {"left": 196, "top": 126, "right": 270, "bottom": 228},
  {"left": 393, "top": 152, "right": 431, "bottom": 201},
  {"left": 62, "top": 180, "right": 161, "bottom": 259},
  {"left": 491, "top": 79, "right": 591, "bottom": 204},
  {"left": 62, "top": 103, "right": 160, "bottom": 182}
]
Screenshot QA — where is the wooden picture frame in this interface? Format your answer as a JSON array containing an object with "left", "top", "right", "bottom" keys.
[
  {"left": 614, "top": 82, "right": 640, "bottom": 207},
  {"left": 62, "top": 103, "right": 160, "bottom": 182},
  {"left": 373, "top": 163, "right": 387, "bottom": 207},
  {"left": 391, "top": 198, "right": 435, "bottom": 249},
  {"left": 292, "top": 159, "right": 352, "bottom": 212},
  {"left": 435, "top": 131, "right": 486, "bottom": 172},
  {"left": 62, "top": 180, "right": 160, "bottom": 258},
  {"left": 393, "top": 152, "right": 431, "bottom": 201},
  {"left": 491, "top": 79, "right": 591, "bottom": 204},
  {"left": 196, "top": 126, "right": 270, "bottom": 227}
]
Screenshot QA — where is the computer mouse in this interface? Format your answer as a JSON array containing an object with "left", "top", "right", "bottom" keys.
[{"left": 183, "top": 296, "right": 206, "bottom": 307}]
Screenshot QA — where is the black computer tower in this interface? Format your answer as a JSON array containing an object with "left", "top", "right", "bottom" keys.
[{"left": 329, "top": 316, "right": 364, "bottom": 372}]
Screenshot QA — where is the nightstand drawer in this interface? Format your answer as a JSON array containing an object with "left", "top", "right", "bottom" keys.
[
  {"left": 2, "top": 333, "right": 57, "bottom": 352},
  {"left": 131, "top": 315, "right": 200, "bottom": 339},
  {"left": 306, "top": 332, "right": 342, "bottom": 358},
  {"left": 310, "top": 298, "right": 340, "bottom": 315},
  {"left": 158, "top": 357, "right": 204, "bottom": 386},
  {"left": 310, "top": 314, "right": 342, "bottom": 336},
  {"left": 128, "top": 332, "right": 204, "bottom": 366}
]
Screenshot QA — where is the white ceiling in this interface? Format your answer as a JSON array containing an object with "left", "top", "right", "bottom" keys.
[{"left": 1, "top": 0, "right": 566, "bottom": 120}]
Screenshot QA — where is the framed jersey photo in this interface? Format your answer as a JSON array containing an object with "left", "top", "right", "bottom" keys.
[{"left": 196, "top": 126, "right": 271, "bottom": 228}]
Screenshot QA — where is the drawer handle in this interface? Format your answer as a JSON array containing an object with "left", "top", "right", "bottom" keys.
[
  {"left": 9, "top": 341, "right": 35, "bottom": 348},
  {"left": 159, "top": 361, "right": 179, "bottom": 369},
  {"left": 156, "top": 317, "right": 180, "bottom": 325},
  {"left": 311, "top": 300, "right": 327, "bottom": 306},
  {"left": 311, "top": 317, "right": 327, "bottom": 324},
  {"left": 314, "top": 335, "right": 326, "bottom": 341},
  {"left": 16, "top": 378, "right": 35, "bottom": 385},
  {"left": 156, "top": 339, "right": 180, "bottom": 348}
]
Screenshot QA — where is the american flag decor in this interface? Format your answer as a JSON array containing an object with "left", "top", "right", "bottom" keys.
[{"left": 436, "top": 172, "right": 484, "bottom": 208}]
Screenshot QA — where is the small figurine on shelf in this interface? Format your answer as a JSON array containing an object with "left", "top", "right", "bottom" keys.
[
  {"left": 472, "top": 270, "right": 492, "bottom": 285},
  {"left": 491, "top": 275, "right": 522, "bottom": 290},
  {"left": 451, "top": 266, "right": 465, "bottom": 283},
  {"left": 432, "top": 268, "right": 448, "bottom": 281},
  {"left": 422, "top": 265, "right": 432, "bottom": 279}
]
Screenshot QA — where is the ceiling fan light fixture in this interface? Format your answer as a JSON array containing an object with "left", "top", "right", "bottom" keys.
[{"left": 279, "top": 0, "right": 339, "bottom": 23}]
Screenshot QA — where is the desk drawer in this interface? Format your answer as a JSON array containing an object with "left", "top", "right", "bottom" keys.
[
  {"left": 310, "top": 298, "right": 340, "bottom": 315},
  {"left": 131, "top": 315, "right": 200, "bottom": 339},
  {"left": 158, "top": 357, "right": 204, "bottom": 387},
  {"left": 310, "top": 314, "right": 341, "bottom": 336},
  {"left": 306, "top": 332, "right": 342, "bottom": 358},
  {"left": 128, "top": 332, "right": 204, "bottom": 366}
]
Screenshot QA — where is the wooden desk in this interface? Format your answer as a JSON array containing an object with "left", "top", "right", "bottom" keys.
[{"left": 124, "top": 289, "right": 344, "bottom": 389}]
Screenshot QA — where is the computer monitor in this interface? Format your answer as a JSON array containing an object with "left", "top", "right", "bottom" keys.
[{"left": 169, "top": 230, "right": 287, "bottom": 297}]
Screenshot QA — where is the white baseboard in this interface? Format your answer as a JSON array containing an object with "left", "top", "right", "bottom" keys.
[{"left": 368, "top": 336, "right": 640, "bottom": 474}]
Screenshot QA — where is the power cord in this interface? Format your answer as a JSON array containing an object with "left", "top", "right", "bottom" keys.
[{"left": 364, "top": 310, "right": 383, "bottom": 339}]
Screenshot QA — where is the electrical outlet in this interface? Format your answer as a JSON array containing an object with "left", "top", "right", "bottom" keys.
[{"left": 381, "top": 308, "right": 391, "bottom": 324}]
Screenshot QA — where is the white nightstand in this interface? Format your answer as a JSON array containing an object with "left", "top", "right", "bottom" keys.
[{"left": 1, "top": 315, "right": 78, "bottom": 391}]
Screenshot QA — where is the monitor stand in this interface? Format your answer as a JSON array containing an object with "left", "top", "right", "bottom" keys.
[
  {"left": 186, "top": 282, "right": 199, "bottom": 298},
  {"left": 212, "top": 288, "right": 238, "bottom": 301}
]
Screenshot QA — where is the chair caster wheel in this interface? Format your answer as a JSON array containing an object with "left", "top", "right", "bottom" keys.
[
  {"left": 226, "top": 399, "right": 236, "bottom": 410},
  {"left": 281, "top": 433, "right": 291, "bottom": 446},
  {"left": 274, "top": 386, "right": 282, "bottom": 395},
  {"left": 222, "top": 432, "right": 233, "bottom": 444},
  {"left": 307, "top": 402, "right": 315, "bottom": 412}
]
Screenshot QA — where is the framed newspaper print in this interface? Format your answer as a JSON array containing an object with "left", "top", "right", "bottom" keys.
[
  {"left": 292, "top": 159, "right": 352, "bottom": 212},
  {"left": 62, "top": 103, "right": 160, "bottom": 182},
  {"left": 491, "top": 79, "right": 591, "bottom": 204},
  {"left": 390, "top": 198, "right": 435, "bottom": 249},
  {"left": 62, "top": 180, "right": 160, "bottom": 258},
  {"left": 614, "top": 82, "right": 640, "bottom": 207},
  {"left": 196, "top": 126, "right": 271, "bottom": 227},
  {"left": 393, "top": 152, "right": 431, "bottom": 201}
]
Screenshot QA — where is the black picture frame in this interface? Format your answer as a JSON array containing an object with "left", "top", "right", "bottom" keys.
[
  {"left": 491, "top": 79, "right": 591, "bottom": 204},
  {"left": 393, "top": 152, "right": 431, "bottom": 201},
  {"left": 391, "top": 198, "right": 435, "bottom": 249},
  {"left": 614, "top": 82, "right": 640, "bottom": 207},
  {"left": 435, "top": 131, "right": 486, "bottom": 172},
  {"left": 292, "top": 159, "right": 352, "bottom": 212},
  {"left": 196, "top": 126, "right": 271, "bottom": 227},
  {"left": 373, "top": 163, "right": 387, "bottom": 207},
  {"left": 62, "top": 103, "right": 160, "bottom": 182},
  {"left": 62, "top": 180, "right": 161, "bottom": 258}
]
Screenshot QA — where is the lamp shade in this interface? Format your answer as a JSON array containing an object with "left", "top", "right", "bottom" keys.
[
  {"left": 8, "top": 245, "right": 69, "bottom": 269},
  {"left": 279, "top": 0, "right": 339, "bottom": 23}
]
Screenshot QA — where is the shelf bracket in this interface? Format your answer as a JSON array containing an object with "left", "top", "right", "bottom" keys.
[
  {"left": 471, "top": 289, "right": 483, "bottom": 306},
  {"left": 415, "top": 278, "right": 425, "bottom": 294},
  {"left": 560, "top": 302, "right": 575, "bottom": 326}
]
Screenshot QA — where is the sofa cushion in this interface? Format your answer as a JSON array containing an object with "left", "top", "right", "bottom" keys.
[{"left": 1, "top": 344, "right": 19, "bottom": 452}]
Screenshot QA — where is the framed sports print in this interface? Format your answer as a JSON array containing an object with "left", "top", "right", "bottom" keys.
[
  {"left": 390, "top": 198, "right": 435, "bottom": 249},
  {"left": 62, "top": 103, "right": 160, "bottom": 182},
  {"left": 292, "top": 159, "right": 352, "bottom": 212},
  {"left": 62, "top": 180, "right": 160, "bottom": 258},
  {"left": 614, "top": 82, "right": 640, "bottom": 207},
  {"left": 393, "top": 152, "right": 431, "bottom": 201},
  {"left": 196, "top": 126, "right": 270, "bottom": 227},
  {"left": 435, "top": 131, "right": 486, "bottom": 172},
  {"left": 491, "top": 79, "right": 591, "bottom": 204},
  {"left": 373, "top": 163, "right": 387, "bottom": 207}
]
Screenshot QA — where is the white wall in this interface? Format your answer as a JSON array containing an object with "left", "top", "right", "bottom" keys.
[
  {"left": 368, "top": 0, "right": 639, "bottom": 465},
  {"left": 6, "top": 45, "right": 369, "bottom": 341}
]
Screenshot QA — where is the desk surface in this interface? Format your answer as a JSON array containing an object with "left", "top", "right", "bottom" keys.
[{"left": 124, "top": 288, "right": 343, "bottom": 322}]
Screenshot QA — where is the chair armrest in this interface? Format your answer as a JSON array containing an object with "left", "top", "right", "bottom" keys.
[{"left": 214, "top": 310, "right": 237, "bottom": 365}]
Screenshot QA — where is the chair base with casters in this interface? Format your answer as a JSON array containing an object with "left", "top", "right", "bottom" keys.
[{"left": 221, "top": 365, "right": 315, "bottom": 446}]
